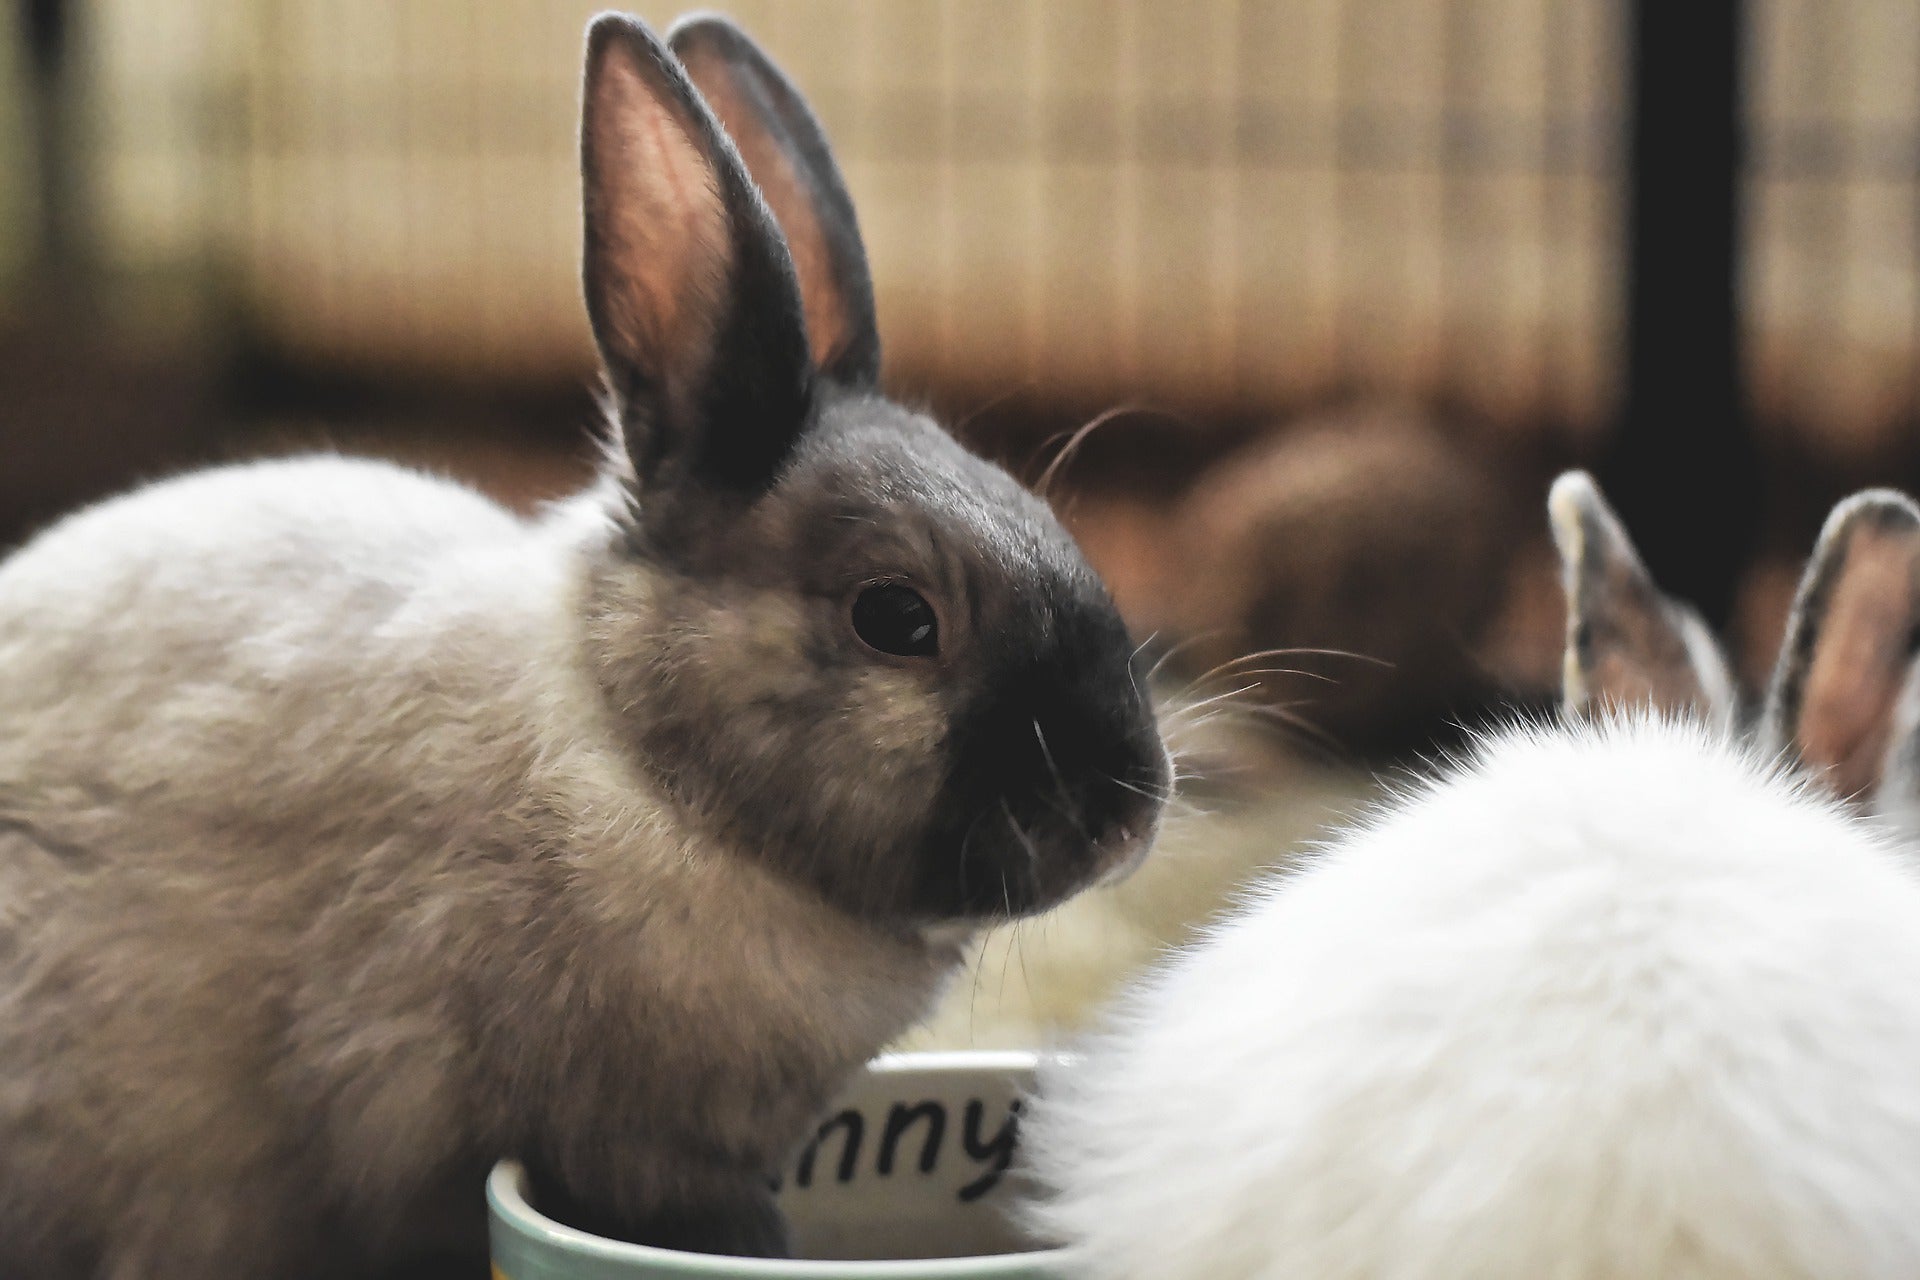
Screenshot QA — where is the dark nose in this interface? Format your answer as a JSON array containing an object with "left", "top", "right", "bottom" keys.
[{"left": 1034, "top": 683, "right": 1169, "bottom": 855}]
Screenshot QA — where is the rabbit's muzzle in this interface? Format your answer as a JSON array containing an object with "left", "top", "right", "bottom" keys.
[{"left": 918, "top": 667, "right": 1170, "bottom": 921}]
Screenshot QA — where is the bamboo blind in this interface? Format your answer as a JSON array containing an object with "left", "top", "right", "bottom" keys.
[
  {"left": 50, "top": 0, "right": 1920, "bottom": 448},
  {"left": 1748, "top": 0, "right": 1920, "bottom": 458}
]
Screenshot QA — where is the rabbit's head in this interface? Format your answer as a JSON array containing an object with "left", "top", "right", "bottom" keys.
[
  {"left": 571, "top": 14, "right": 1168, "bottom": 925},
  {"left": 1550, "top": 470, "right": 1920, "bottom": 825}
]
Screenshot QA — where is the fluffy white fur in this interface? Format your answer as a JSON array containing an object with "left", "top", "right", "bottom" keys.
[{"left": 1028, "top": 714, "right": 1920, "bottom": 1280}]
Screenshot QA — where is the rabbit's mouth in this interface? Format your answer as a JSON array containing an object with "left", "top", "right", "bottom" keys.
[
  {"left": 927, "top": 761, "right": 1168, "bottom": 923},
  {"left": 1092, "top": 816, "right": 1157, "bottom": 888},
  {"left": 1095, "top": 740, "right": 1177, "bottom": 887},
  {"left": 904, "top": 681, "right": 1173, "bottom": 923}
]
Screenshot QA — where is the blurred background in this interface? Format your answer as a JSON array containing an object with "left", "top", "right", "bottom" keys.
[{"left": 4, "top": 0, "right": 1917, "bottom": 1042}]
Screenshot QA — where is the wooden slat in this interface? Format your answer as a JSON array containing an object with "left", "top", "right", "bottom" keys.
[{"left": 70, "top": 0, "right": 1653, "bottom": 435}]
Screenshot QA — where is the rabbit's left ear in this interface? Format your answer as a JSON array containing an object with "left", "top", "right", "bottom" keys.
[
  {"left": 1765, "top": 490, "right": 1920, "bottom": 803},
  {"left": 669, "top": 14, "right": 881, "bottom": 388},
  {"left": 1549, "top": 471, "right": 1737, "bottom": 727},
  {"left": 579, "top": 13, "right": 815, "bottom": 513}
]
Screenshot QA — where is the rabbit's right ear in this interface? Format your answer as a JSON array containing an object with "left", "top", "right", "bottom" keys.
[
  {"left": 1764, "top": 490, "right": 1920, "bottom": 803},
  {"left": 668, "top": 15, "right": 881, "bottom": 388},
  {"left": 579, "top": 14, "right": 813, "bottom": 523},
  {"left": 1549, "top": 472, "right": 1737, "bottom": 726}
]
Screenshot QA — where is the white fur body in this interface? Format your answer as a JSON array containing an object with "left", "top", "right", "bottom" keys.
[
  {"left": 1029, "top": 715, "right": 1920, "bottom": 1280},
  {"left": 0, "top": 456, "right": 956, "bottom": 1276}
]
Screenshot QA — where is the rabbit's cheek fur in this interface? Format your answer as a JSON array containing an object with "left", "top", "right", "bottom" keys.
[
  {"left": 583, "top": 555, "right": 957, "bottom": 919},
  {"left": 859, "top": 672, "right": 952, "bottom": 757}
]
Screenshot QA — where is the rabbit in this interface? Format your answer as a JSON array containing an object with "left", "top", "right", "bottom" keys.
[
  {"left": 1555, "top": 469, "right": 1920, "bottom": 832},
  {"left": 1159, "top": 402, "right": 1516, "bottom": 751},
  {"left": 0, "top": 12, "right": 1168, "bottom": 1279},
  {"left": 1024, "top": 471, "right": 1920, "bottom": 1280}
]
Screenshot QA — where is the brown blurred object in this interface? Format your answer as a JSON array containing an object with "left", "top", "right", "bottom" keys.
[
  {"left": 1154, "top": 404, "right": 1520, "bottom": 751},
  {"left": 0, "top": 300, "right": 223, "bottom": 549},
  {"left": 241, "top": 413, "right": 597, "bottom": 517},
  {"left": 1473, "top": 540, "right": 1570, "bottom": 702}
]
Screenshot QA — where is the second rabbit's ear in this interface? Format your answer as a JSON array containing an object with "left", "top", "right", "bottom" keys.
[
  {"left": 1764, "top": 490, "right": 1920, "bottom": 802},
  {"left": 669, "top": 15, "right": 881, "bottom": 388},
  {"left": 1549, "top": 472, "right": 1737, "bottom": 726},
  {"left": 580, "top": 13, "right": 813, "bottom": 518}
]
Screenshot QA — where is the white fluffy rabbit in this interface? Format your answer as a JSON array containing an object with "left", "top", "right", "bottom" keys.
[{"left": 1026, "top": 473, "right": 1920, "bottom": 1280}]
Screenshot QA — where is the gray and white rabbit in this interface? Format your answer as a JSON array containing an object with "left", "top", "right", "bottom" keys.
[
  {"left": 0, "top": 13, "right": 1168, "bottom": 1278},
  {"left": 1026, "top": 472, "right": 1920, "bottom": 1280}
]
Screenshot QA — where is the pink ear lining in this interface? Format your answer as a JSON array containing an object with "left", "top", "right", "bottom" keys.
[{"left": 581, "top": 27, "right": 735, "bottom": 383}]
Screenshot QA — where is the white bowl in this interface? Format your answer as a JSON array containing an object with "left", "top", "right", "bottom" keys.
[{"left": 488, "top": 1051, "right": 1068, "bottom": 1280}]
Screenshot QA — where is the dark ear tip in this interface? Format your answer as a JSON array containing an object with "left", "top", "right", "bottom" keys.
[
  {"left": 666, "top": 11, "right": 756, "bottom": 57},
  {"left": 584, "top": 11, "right": 672, "bottom": 78}
]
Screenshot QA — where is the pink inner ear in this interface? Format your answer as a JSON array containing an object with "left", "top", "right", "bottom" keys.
[
  {"left": 587, "top": 40, "right": 733, "bottom": 380},
  {"left": 677, "top": 52, "right": 845, "bottom": 372},
  {"left": 1798, "top": 526, "right": 1920, "bottom": 797}
]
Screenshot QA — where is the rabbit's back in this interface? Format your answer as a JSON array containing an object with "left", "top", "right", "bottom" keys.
[
  {"left": 0, "top": 455, "right": 535, "bottom": 688},
  {"left": 1031, "top": 715, "right": 1920, "bottom": 1280},
  {"left": 0, "top": 457, "right": 593, "bottom": 1271},
  {"left": 0, "top": 456, "right": 597, "bottom": 854}
]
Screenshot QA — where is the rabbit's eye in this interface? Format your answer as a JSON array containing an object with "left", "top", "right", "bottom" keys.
[{"left": 852, "top": 584, "right": 939, "bottom": 658}]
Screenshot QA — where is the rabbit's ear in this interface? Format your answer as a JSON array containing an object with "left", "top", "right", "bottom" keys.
[
  {"left": 1549, "top": 472, "right": 1737, "bottom": 725},
  {"left": 668, "top": 15, "right": 880, "bottom": 388},
  {"left": 580, "top": 14, "right": 812, "bottom": 507},
  {"left": 1764, "top": 490, "right": 1920, "bottom": 803}
]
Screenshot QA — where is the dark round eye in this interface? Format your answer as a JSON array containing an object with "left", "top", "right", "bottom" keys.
[{"left": 852, "top": 583, "right": 939, "bottom": 658}]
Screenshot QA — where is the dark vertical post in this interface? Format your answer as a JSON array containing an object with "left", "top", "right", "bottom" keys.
[
  {"left": 1602, "top": 0, "right": 1752, "bottom": 629},
  {"left": 22, "top": 0, "right": 87, "bottom": 289}
]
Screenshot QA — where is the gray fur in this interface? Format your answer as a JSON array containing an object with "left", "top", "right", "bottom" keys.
[{"left": 0, "top": 14, "right": 1165, "bottom": 1277}]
